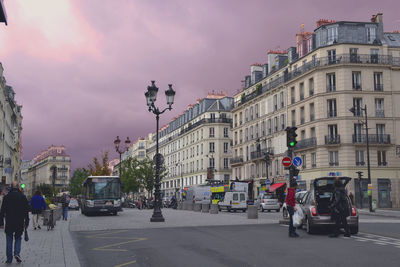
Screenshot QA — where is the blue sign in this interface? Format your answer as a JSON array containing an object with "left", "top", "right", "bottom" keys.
[
  {"left": 292, "top": 156, "right": 302, "bottom": 167},
  {"left": 266, "top": 179, "right": 271, "bottom": 185}
]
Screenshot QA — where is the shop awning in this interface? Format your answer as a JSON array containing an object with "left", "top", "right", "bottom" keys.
[{"left": 269, "top": 183, "right": 286, "bottom": 192}]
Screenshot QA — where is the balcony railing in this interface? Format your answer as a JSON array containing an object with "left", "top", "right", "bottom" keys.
[
  {"left": 329, "top": 162, "right": 339, "bottom": 166},
  {"left": 250, "top": 148, "right": 274, "bottom": 160},
  {"left": 353, "top": 84, "right": 362, "bottom": 91},
  {"left": 238, "top": 53, "right": 400, "bottom": 107},
  {"left": 326, "top": 85, "right": 336, "bottom": 92},
  {"left": 327, "top": 110, "right": 337, "bottom": 118},
  {"left": 356, "top": 161, "right": 365, "bottom": 166},
  {"left": 230, "top": 156, "right": 244, "bottom": 165},
  {"left": 310, "top": 114, "right": 315, "bottom": 121},
  {"left": 300, "top": 117, "right": 305, "bottom": 124},
  {"left": 374, "top": 84, "right": 384, "bottom": 91},
  {"left": 325, "top": 135, "right": 341, "bottom": 145},
  {"left": 376, "top": 110, "right": 385, "bottom": 117},
  {"left": 352, "top": 134, "right": 391, "bottom": 144},
  {"left": 294, "top": 137, "right": 317, "bottom": 150}
]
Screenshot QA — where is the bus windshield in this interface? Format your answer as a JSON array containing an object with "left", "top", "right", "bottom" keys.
[{"left": 88, "top": 179, "right": 120, "bottom": 199}]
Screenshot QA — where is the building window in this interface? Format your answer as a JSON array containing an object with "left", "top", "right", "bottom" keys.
[
  {"left": 280, "top": 114, "right": 285, "bottom": 130},
  {"left": 273, "top": 95, "right": 278, "bottom": 111},
  {"left": 327, "top": 124, "right": 338, "bottom": 142},
  {"left": 245, "top": 128, "right": 248, "bottom": 141},
  {"left": 327, "top": 49, "right": 336, "bottom": 64},
  {"left": 299, "top": 83, "right": 304, "bottom": 100},
  {"left": 355, "top": 150, "right": 365, "bottom": 166},
  {"left": 377, "top": 151, "right": 387, "bottom": 166},
  {"left": 375, "top": 98, "right": 384, "bottom": 117},
  {"left": 209, "top": 142, "right": 215, "bottom": 153},
  {"left": 327, "top": 99, "right": 337, "bottom": 117},
  {"left": 291, "top": 110, "right": 296, "bottom": 127},
  {"left": 280, "top": 92, "right": 284, "bottom": 108},
  {"left": 224, "top": 158, "right": 229, "bottom": 169},
  {"left": 370, "top": 49, "right": 379, "bottom": 63},
  {"left": 209, "top": 127, "right": 215, "bottom": 138},
  {"left": 367, "top": 27, "right": 376, "bottom": 43},
  {"left": 326, "top": 73, "right": 336, "bottom": 92},
  {"left": 301, "top": 154, "right": 306, "bottom": 169},
  {"left": 329, "top": 151, "right": 339, "bottom": 166},
  {"left": 327, "top": 27, "right": 338, "bottom": 43},
  {"left": 224, "top": 142, "right": 229, "bottom": 153},
  {"left": 352, "top": 72, "right": 361, "bottom": 90},
  {"left": 311, "top": 153, "right": 316, "bottom": 168},
  {"left": 268, "top": 119, "right": 272, "bottom": 135},
  {"left": 309, "top": 78, "right": 314, "bottom": 96},
  {"left": 209, "top": 157, "right": 215, "bottom": 168},
  {"left": 353, "top": 98, "right": 363, "bottom": 116},
  {"left": 291, "top": 87, "right": 295, "bottom": 104},
  {"left": 224, "top": 127, "right": 229, "bottom": 138},
  {"left": 374, "top": 72, "right": 383, "bottom": 91},
  {"left": 310, "top": 103, "right": 315, "bottom": 121},
  {"left": 376, "top": 124, "right": 386, "bottom": 143},
  {"left": 300, "top": 107, "right": 305, "bottom": 124}
]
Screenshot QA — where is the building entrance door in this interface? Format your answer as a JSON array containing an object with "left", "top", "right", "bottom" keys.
[
  {"left": 378, "top": 179, "right": 392, "bottom": 208},
  {"left": 354, "top": 179, "right": 369, "bottom": 209}
]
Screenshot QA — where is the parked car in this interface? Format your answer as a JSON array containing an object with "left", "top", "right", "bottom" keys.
[
  {"left": 256, "top": 192, "right": 280, "bottom": 212},
  {"left": 218, "top": 192, "right": 247, "bottom": 212},
  {"left": 68, "top": 199, "right": 79, "bottom": 210},
  {"left": 298, "top": 177, "right": 358, "bottom": 234}
]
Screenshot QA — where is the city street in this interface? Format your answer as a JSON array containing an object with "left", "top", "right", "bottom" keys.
[{"left": 70, "top": 208, "right": 400, "bottom": 267}]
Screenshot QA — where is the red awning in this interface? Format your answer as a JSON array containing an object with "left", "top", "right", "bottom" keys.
[{"left": 269, "top": 183, "right": 286, "bottom": 192}]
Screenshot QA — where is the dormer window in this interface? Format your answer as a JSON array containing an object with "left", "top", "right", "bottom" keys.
[
  {"left": 327, "top": 26, "right": 338, "bottom": 43},
  {"left": 367, "top": 27, "right": 376, "bottom": 43}
]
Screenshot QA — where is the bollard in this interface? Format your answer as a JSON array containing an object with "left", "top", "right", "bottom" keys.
[
  {"left": 247, "top": 205, "right": 258, "bottom": 219},
  {"left": 201, "top": 204, "right": 210, "bottom": 213},
  {"left": 193, "top": 203, "right": 202, "bottom": 212},
  {"left": 210, "top": 204, "right": 219, "bottom": 214},
  {"left": 187, "top": 202, "right": 194, "bottom": 211}
]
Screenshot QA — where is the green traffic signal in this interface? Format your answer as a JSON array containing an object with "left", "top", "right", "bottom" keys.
[
  {"left": 289, "top": 141, "right": 295, "bottom": 147},
  {"left": 21, "top": 183, "right": 26, "bottom": 189}
]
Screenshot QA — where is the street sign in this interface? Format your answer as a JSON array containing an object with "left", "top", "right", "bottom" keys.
[
  {"left": 266, "top": 179, "right": 271, "bottom": 185},
  {"left": 282, "top": 157, "right": 292, "bottom": 167},
  {"left": 292, "top": 156, "right": 302, "bottom": 167},
  {"left": 368, "top": 184, "right": 373, "bottom": 190}
]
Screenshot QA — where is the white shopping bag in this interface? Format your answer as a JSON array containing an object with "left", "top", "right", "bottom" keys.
[{"left": 293, "top": 205, "right": 303, "bottom": 228}]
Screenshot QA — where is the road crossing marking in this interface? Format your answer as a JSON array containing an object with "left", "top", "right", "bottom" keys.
[
  {"left": 344, "top": 232, "right": 400, "bottom": 248},
  {"left": 113, "top": 260, "right": 137, "bottom": 267}
]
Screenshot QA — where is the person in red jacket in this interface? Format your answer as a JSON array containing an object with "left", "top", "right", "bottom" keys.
[{"left": 286, "top": 181, "right": 299, "bottom": 237}]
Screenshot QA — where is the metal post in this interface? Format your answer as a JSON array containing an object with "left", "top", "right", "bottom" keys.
[
  {"left": 356, "top": 171, "right": 363, "bottom": 209},
  {"left": 151, "top": 113, "right": 165, "bottom": 222},
  {"left": 364, "top": 105, "right": 373, "bottom": 212}
]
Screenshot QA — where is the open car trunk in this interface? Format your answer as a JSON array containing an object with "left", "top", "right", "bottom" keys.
[{"left": 313, "top": 177, "right": 351, "bottom": 216}]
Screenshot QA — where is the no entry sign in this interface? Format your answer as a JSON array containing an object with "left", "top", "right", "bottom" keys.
[{"left": 282, "top": 157, "right": 292, "bottom": 167}]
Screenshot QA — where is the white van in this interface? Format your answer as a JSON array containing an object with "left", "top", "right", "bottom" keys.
[{"left": 218, "top": 192, "right": 247, "bottom": 212}]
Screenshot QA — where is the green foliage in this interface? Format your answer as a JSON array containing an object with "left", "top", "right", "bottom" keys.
[
  {"left": 36, "top": 183, "right": 53, "bottom": 199},
  {"left": 69, "top": 168, "right": 89, "bottom": 196},
  {"left": 256, "top": 83, "right": 262, "bottom": 94},
  {"left": 88, "top": 151, "right": 111, "bottom": 176},
  {"left": 120, "top": 157, "right": 142, "bottom": 193}
]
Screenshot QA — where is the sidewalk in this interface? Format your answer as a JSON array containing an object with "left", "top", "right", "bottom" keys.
[
  {"left": 358, "top": 208, "right": 400, "bottom": 218},
  {"left": 0, "top": 211, "right": 80, "bottom": 267}
]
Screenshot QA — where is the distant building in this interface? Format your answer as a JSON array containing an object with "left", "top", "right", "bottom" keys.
[
  {"left": 26, "top": 145, "right": 71, "bottom": 195},
  {"left": 0, "top": 0, "right": 7, "bottom": 25}
]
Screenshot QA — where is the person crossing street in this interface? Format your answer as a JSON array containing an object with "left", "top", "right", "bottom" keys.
[{"left": 286, "top": 181, "right": 299, "bottom": 238}]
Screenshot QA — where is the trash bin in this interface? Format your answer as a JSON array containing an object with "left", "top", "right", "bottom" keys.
[{"left": 372, "top": 199, "right": 377, "bottom": 212}]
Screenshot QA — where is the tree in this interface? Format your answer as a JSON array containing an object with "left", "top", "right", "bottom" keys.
[
  {"left": 138, "top": 157, "right": 168, "bottom": 198},
  {"left": 120, "top": 157, "right": 142, "bottom": 193},
  {"left": 69, "top": 168, "right": 89, "bottom": 196},
  {"left": 88, "top": 151, "right": 111, "bottom": 176},
  {"left": 36, "top": 183, "right": 53, "bottom": 199}
]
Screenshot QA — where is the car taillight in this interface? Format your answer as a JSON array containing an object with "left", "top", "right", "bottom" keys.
[
  {"left": 262, "top": 199, "right": 264, "bottom": 203},
  {"left": 311, "top": 206, "right": 318, "bottom": 216},
  {"left": 351, "top": 206, "right": 357, "bottom": 216}
]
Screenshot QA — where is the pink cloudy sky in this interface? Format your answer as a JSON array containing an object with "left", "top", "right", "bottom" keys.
[{"left": 0, "top": 0, "right": 399, "bottom": 171}]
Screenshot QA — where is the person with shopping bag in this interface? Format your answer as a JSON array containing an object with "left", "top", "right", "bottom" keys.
[
  {"left": 30, "top": 190, "right": 46, "bottom": 230},
  {"left": 286, "top": 181, "right": 299, "bottom": 238}
]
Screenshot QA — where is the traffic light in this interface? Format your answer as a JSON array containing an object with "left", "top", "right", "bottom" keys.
[
  {"left": 286, "top": 127, "right": 298, "bottom": 148},
  {"left": 21, "top": 183, "right": 26, "bottom": 189}
]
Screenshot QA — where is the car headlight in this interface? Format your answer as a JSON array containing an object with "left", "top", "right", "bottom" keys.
[
  {"left": 86, "top": 200, "right": 94, "bottom": 207},
  {"left": 114, "top": 200, "right": 121, "bottom": 207}
]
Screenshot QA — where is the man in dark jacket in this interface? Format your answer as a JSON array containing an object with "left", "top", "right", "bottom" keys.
[
  {"left": 30, "top": 190, "right": 46, "bottom": 230},
  {"left": 329, "top": 178, "right": 351, "bottom": 238},
  {"left": 0, "top": 182, "right": 30, "bottom": 263}
]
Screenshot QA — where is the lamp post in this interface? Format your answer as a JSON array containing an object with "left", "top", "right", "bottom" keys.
[
  {"left": 114, "top": 136, "right": 131, "bottom": 178},
  {"left": 50, "top": 165, "right": 57, "bottom": 203},
  {"left": 145, "top": 81, "right": 175, "bottom": 222},
  {"left": 356, "top": 171, "right": 364, "bottom": 209},
  {"left": 176, "top": 163, "right": 183, "bottom": 199},
  {"left": 349, "top": 105, "right": 373, "bottom": 212}
]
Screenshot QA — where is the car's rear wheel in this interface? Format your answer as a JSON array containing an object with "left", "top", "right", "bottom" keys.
[
  {"left": 276, "top": 209, "right": 280, "bottom": 212},
  {"left": 306, "top": 217, "right": 315, "bottom": 234},
  {"left": 243, "top": 209, "right": 246, "bottom": 212},
  {"left": 267, "top": 210, "right": 271, "bottom": 212},
  {"left": 350, "top": 226, "right": 359, "bottom": 235}
]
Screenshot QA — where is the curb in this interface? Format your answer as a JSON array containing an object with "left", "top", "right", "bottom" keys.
[{"left": 358, "top": 209, "right": 400, "bottom": 219}]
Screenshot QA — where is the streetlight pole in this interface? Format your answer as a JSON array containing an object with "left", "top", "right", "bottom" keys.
[
  {"left": 349, "top": 104, "right": 373, "bottom": 212},
  {"left": 114, "top": 136, "right": 131, "bottom": 179},
  {"left": 145, "top": 81, "right": 176, "bottom": 222}
]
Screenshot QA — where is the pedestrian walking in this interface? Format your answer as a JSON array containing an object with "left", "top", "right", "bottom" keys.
[
  {"left": 29, "top": 190, "right": 46, "bottom": 230},
  {"left": 60, "top": 193, "right": 70, "bottom": 221},
  {"left": 0, "top": 182, "right": 30, "bottom": 264},
  {"left": 286, "top": 181, "right": 299, "bottom": 238},
  {"left": 329, "top": 177, "right": 351, "bottom": 238}
]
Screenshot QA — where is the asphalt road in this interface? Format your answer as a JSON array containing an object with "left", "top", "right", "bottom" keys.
[{"left": 72, "top": 219, "right": 400, "bottom": 267}]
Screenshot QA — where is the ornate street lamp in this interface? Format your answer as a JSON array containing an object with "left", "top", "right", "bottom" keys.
[
  {"left": 145, "top": 80, "right": 175, "bottom": 222},
  {"left": 114, "top": 136, "right": 131, "bottom": 178}
]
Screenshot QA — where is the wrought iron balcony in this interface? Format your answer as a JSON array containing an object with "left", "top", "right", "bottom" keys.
[
  {"left": 250, "top": 148, "right": 274, "bottom": 160},
  {"left": 327, "top": 110, "right": 337, "bottom": 118},
  {"left": 326, "top": 85, "right": 336, "bottom": 92},
  {"left": 352, "top": 134, "right": 391, "bottom": 144},
  {"left": 325, "top": 135, "right": 341, "bottom": 145},
  {"left": 376, "top": 110, "right": 385, "bottom": 117},
  {"left": 230, "top": 156, "right": 244, "bottom": 165},
  {"left": 353, "top": 84, "right": 362, "bottom": 91},
  {"left": 374, "top": 84, "right": 384, "bottom": 91},
  {"left": 294, "top": 137, "right": 317, "bottom": 150},
  {"left": 356, "top": 161, "right": 365, "bottom": 166}
]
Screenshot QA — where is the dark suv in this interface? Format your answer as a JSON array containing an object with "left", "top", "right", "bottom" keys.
[{"left": 299, "top": 177, "right": 358, "bottom": 234}]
